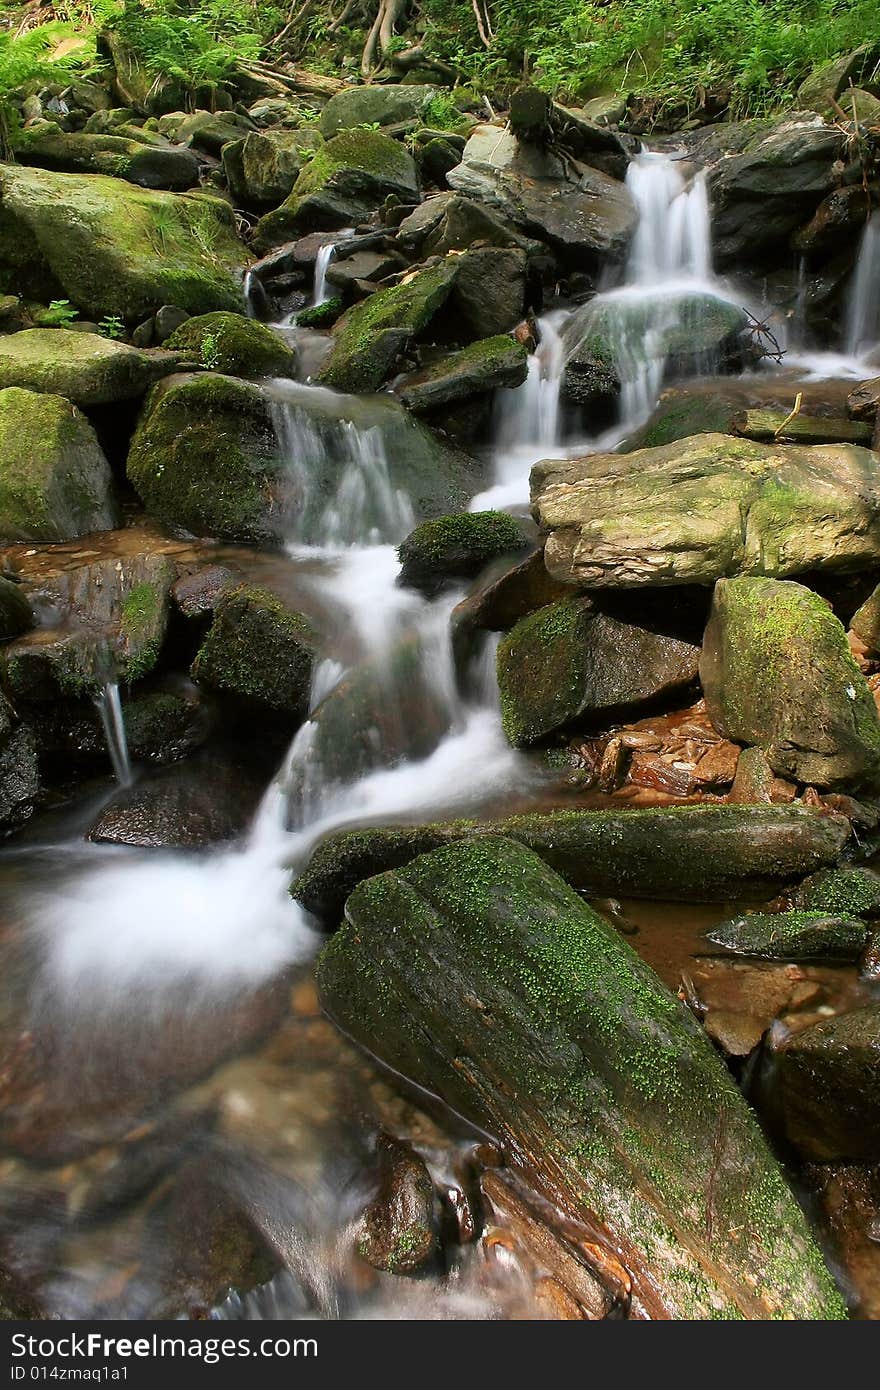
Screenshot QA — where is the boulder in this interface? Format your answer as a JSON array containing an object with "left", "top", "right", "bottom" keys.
[
  {"left": 0, "top": 330, "right": 183, "bottom": 405},
  {"left": 850, "top": 581, "right": 880, "bottom": 652},
  {"left": 447, "top": 124, "right": 637, "bottom": 262},
  {"left": 497, "top": 596, "right": 700, "bottom": 746},
  {"left": 395, "top": 192, "right": 538, "bottom": 259},
  {"left": 791, "top": 185, "right": 870, "bottom": 256},
  {"left": 159, "top": 110, "right": 256, "bottom": 155},
  {"left": 450, "top": 247, "right": 528, "bottom": 337},
  {"left": 0, "top": 576, "right": 33, "bottom": 639},
  {"left": 162, "top": 312, "right": 295, "bottom": 379},
  {"left": 13, "top": 127, "right": 200, "bottom": 191},
  {"left": 731, "top": 409, "right": 872, "bottom": 445},
  {"left": 792, "top": 865, "right": 880, "bottom": 918},
  {"left": 316, "top": 835, "right": 845, "bottom": 1319},
  {"left": 0, "top": 694, "right": 40, "bottom": 836},
  {"left": 705, "top": 910, "right": 867, "bottom": 961},
  {"left": 254, "top": 131, "right": 420, "bottom": 249},
  {"left": 797, "top": 46, "right": 880, "bottom": 115},
  {"left": 532, "top": 433, "right": 880, "bottom": 589},
  {"left": 549, "top": 102, "right": 629, "bottom": 180},
  {"left": 397, "top": 510, "right": 528, "bottom": 595},
  {"left": 394, "top": 335, "right": 528, "bottom": 412},
  {"left": 87, "top": 754, "right": 265, "bottom": 848},
  {"left": 700, "top": 576, "right": 880, "bottom": 789},
  {"left": 625, "top": 378, "right": 864, "bottom": 451},
  {"left": 451, "top": 548, "right": 571, "bottom": 636},
  {"left": 171, "top": 565, "right": 238, "bottom": 621},
  {"left": 848, "top": 376, "right": 880, "bottom": 422},
  {"left": 770, "top": 1006, "right": 880, "bottom": 1161},
  {"left": 0, "top": 387, "right": 116, "bottom": 543},
  {"left": 292, "top": 803, "right": 850, "bottom": 923},
  {"left": 191, "top": 585, "right": 317, "bottom": 720},
  {"left": 318, "top": 85, "right": 437, "bottom": 137},
  {"left": 416, "top": 136, "right": 461, "bottom": 185},
  {"left": 0, "top": 165, "right": 249, "bottom": 321},
  {"left": 318, "top": 258, "right": 458, "bottom": 393},
  {"left": 222, "top": 129, "right": 323, "bottom": 208}
]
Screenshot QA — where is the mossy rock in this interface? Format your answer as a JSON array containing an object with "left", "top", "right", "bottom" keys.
[
  {"left": 0, "top": 578, "right": 33, "bottom": 640},
  {"left": 13, "top": 127, "right": 200, "bottom": 192},
  {"left": 222, "top": 129, "right": 323, "bottom": 209},
  {"left": 394, "top": 335, "right": 528, "bottom": 413},
  {"left": 0, "top": 165, "right": 249, "bottom": 322},
  {"left": 497, "top": 596, "right": 700, "bottom": 747},
  {"left": 163, "top": 313, "right": 295, "bottom": 379},
  {"left": 772, "top": 1005, "right": 880, "bottom": 1161},
  {"left": 317, "top": 835, "right": 846, "bottom": 1319},
  {"left": 318, "top": 85, "right": 437, "bottom": 137},
  {"left": 162, "top": 110, "right": 255, "bottom": 156},
  {"left": 398, "top": 510, "right": 528, "bottom": 596},
  {"left": 0, "top": 387, "right": 116, "bottom": 543},
  {"left": 294, "top": 296, "right": 343, "bottom": 329},
  {"left": 126, "top": 373, "right": 282, "bottom": 543},
  {"left": 292, "top": 803, "right": 850, "bottom": 923},
  {"left": 318, "top": 258, "right": 458, "bottom": 394},
  {"left": 701, "top": 576, "right": 880, "bottom": 790},
  {"left": 253, "top": 130, "right": 419, "bottom": 250},
  {"left": 793, "top": 865, "right": 880, "bottom": 918},
  {"left": 191, "top": 585, "right": 317, "bottom": 719},
  {"left": 0, "top": 330, "right": 183, "bottom": 406},
  {"left": 705, "top": 910, "right": 867, "bottom": 961}
]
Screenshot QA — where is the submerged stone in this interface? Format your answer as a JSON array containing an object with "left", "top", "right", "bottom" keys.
[
  {"left": 317, "top": 835, "right": 845, "bottom": 1318},
  {"left": 355, "top": 1134, "right": 437, "bottom": 1276},
  {"left": 700, "top": 576, "right": 880, "bottom": 790},
  {"left": 705, "top": 910, "right": 867, "bottom": 961}
]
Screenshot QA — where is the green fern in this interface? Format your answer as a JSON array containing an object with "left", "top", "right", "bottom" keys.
[{"left": 0, "top": 23, "right": 92, "bottom": 157}]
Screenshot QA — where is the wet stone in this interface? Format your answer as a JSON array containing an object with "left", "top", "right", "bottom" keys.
[{"left": 355, "top": 1133, "right": 437, "bottom": 1275}]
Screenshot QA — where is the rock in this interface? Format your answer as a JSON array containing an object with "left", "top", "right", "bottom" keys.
[
  {"left": 394, "top": 335, "right": 528, "bottom": 412},
  {"left": 532, "top": 433, "right": 880, "bottom": 589},
  {"left": 707, "top": 117, "right": 847, "bottom": 266},
  {"left": 222, "top": 129, "right": 323, "bottom": 208},
  {"left": 728, "top": 744, "right": 776, "bottom": 804},
  {"left": 293, "top": 297, "right": 343, "bottom": 329},
  {"left": 0, "top": 576, "right": 33, "bottom": 638},
  {"left": 98, "top": 29, "right": 186, "bottom": 115},
  {"left": 126, "top": 373, "right": 281, "bottom": 542},
  {"left": 397, "top": 510, "right": 528, "bottom": 595},
  {"left": 87, "top": 754, "right": 264, "bottom": 849},
  {"left": 171, "top": 564, "right": 237, "bottom": 620},
  {"left": 452, "top": 548, "right": 571, "bottom": 637},
  {"left": 355, "top": 1134, "right": 437, "bottom": 1275},
  {"left": 848, "top": 377, "right": 880, "bottom": 422},
  {"left": 163, "top": 110, "right": 256, "bottom": 156},
  {"left": 13, "top": 127, "right": 200, "bottom": 190},
  {"left": 154, "top": 305, "right": 190, "bottom": 342},
  {"left": 395, "top": 192, "right": 537, "bottom": 259},
  {"left": 0, "top": 165, "right": 248, "bottom": 321},
  {"left": 851, "top": 582, "right": 880, "bottom": 651},
  {"left": 292, "top": 803, "right": 850, "bottom": 923},
  {"left": 318, "top": 258, "right": 458, "bottom": 393},
  {"left": 447, "top": 125, "right": 637, "bottom": 262},
  {"left": 417, "top": 137, "right": 461, "bottom": 185},
  {"left": 0, "top": 695, "right": 40, "bottom": 836},
  {"left": 497, "top": 596, "right": 700, "bottom": 747},
  {"left": 792, "top": 185, "right": 870, "bottom": 256},
  {"left": 791, "top": 865, "right": 880, "bottom": 917},
  {"left": 3, "top": 553, "right": 174, "bottom": 698},
  {"left": 450, "top": 247, "right": 528, "bottom": 337},
  {"left": 549, "top": 103, "right": 630, "bottom": 180},
  {"left": 316, "top": 835, "right": 845, "bottom": 1319},
  {"left": 626, "top": 378, "right": 863, "bottom": 451},
  {"left": 191, "top": 585, "right": 316, "bottom": 720},
  {"left": 118, "top": 686, "right": 214, "bottom": 764},
  {"left": 254, "top": 131, "right": 420, "bottom": 249},
  {"left": 706, "top": 910, "right": 867, "bottom": 961},
  {"left": 701, "top": 576, "right": 880, "bottom": 790},
  {"left": 847, "top": 89, "right": 880, "bottom": 123},
  {"left": 731, "top": 409, "right": 872, "bottom": 445},
  {"left": 163, "top": 312, "right": 295, "bottom": 379},
  {"left": 0, "top": 387, "right": 116, "bottom": 543},
  {"left": 797, "top": 46, "right": 880, "bottom": 115},
  {"left": 582, "top": 95, "right": 626, "bottom": 125},
  {"left": 318, "top": 85, "right": 437, "bottom": 138},
  {"left": 0, "top": 330, "right": 183, "bottom": 405},
  {"left": 770, "top": 1006, "right": 880, "bottom": 1161},
  {"left": 324, "top": 248, "right": 405, "bottom": 292},
  {"left": 509, "top": 86, "right": 553, "bottom": 143}
]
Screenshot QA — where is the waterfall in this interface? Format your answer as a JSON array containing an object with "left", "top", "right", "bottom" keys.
[
  {"left": 624, "top": 152, "right": 712, "bottom": 284},
  {"left": 845, "top": 215, "right": 880, "bottom": 358},
  {"left": 312, "top": 231, "right": 354, "bottom": 306},
  {"left": 94, "top": 681, "right": 132, "bottom": 787}
]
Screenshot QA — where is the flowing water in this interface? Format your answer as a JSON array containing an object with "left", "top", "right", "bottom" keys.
[
  {"left": 0, "top": 148, "right": 875, "bottom": 1320},
  {"left": 846, "top": 214, "right": 880, "bottom": 359},
  {"left": 93, "top": 681, "right": 132, "bottom": 788}
]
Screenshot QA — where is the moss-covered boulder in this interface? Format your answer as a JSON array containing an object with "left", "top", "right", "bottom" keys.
[
  {"left": 497, "top": 596, "right": 700, "bottom": 746},
  {"left": 222, "top": 129, "right": 322, "bottom": 209},
  {"left": 293, "top": 803, "right": 850, "bottom": 923},
  {"left": 253, "top": 130, "right": 420, "bottom": 249},
  {"left": 0, "top": 330, "right": 183, "bottom": 406},
  {"left": 533, "top": 433, "right": 880, "bottom": 589},
  {"left": 318, "top": 85, "right": 437, "bottom": 137},
  {"left": 797, "top": 45, "right": 879, "bottom": 115},
  {"left": 126, "top": 373, "right": 282, "bottom": 542},
  {"left": 394, "top": 335, "right": 528, "bottom": 413},
  {"left": 163, "top": 110, "right": 255, "bottom": 156},
  {"left": 317, "top": 835, "right": 845, "bottom": 1318},
  {"left": 0, "top": 387, "right": 116, "bottom": 543},
  {"left": 706, "top": 910, "right": 867, "bottom": 961},
  {"left": 792, "top": 865, "right": 880, "bottom": 918},
  {"left": 318, "top": 259, "right": 458, "bottom": 394},
  {"left": 0, "top": 165, "right": 249, "bottom": 321},
  {"left": 163, "top": 312, "right": 295, "bottom": 379},
  {"left": 0, "top": 577, "right": 33, "bottom": 640},
  {"left": 700, "top": 577, "right": 880, "bottom": 790},
  {"left": 13, "top": 127, "right": 200, "bottom": 191},
  {"left": 191, "top": 585, "right": 317, "bottom": 720},
  {"left": 397, "top": 511, "right": 528, "bottom": 595},
  {"left": 770, "top": 1005, "right": 880, "bottom": 1161}
]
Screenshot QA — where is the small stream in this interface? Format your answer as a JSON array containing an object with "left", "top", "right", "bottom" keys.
[{"left": 1, "top": 148, "right": 880, "bottom": 1320}]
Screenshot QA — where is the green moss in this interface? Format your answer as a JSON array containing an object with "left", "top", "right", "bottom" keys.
[
  {"left": 163, "top": 312, "right": 295, "bottom": 379},
  {"left": 706, "top": 908, "right": 867, "bottom": 959},
  {"left": 294, "top": 296, "right": 343, "bottom": 329},
  {"left": 397, "top": 510, "right": 527, "bottom": 593},
  {"left": 118, "top": 580, "right": 167, "bottom": 683},
  {"left": 793, "top": 865, "right": 880, "bottom": 917},
  {"left": 191, "top": 584, "right": 317, "bottom": 715}
]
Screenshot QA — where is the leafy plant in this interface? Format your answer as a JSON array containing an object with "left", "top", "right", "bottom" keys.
[
  {"left": 98, "top": 313, "right": 126, "bottom": 338},
  {"left": 199, "top": 330, "right": 221, "bottom": 368},
  {"left": 39, "top": 298, "right": 79, "bottom": 327},
  {"left": 423, "top": 91, "right": 463, "bottom": 130},
  {"left": 0, "top": 22, "right": 92, "bottom": 157}
]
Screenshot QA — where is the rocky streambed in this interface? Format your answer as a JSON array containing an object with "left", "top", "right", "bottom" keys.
[{"left": 1, "top": 39, "right": 880, "bottom": 1320}]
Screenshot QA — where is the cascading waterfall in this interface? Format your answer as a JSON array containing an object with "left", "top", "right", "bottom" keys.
[
  {"left": 312, "top": 244, "right": 338, "bottom": 306},
  {"left": 845, "top": 214, "right": 880, "bottom": 358},
  {"left": 94, "top": 681, "right": 132, "bottom": 788}
]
